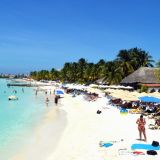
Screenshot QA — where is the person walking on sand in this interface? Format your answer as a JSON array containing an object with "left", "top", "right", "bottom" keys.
[
  {"left": 54, "top": 95, "right": 59, "bottom": 105},
  {"left": 136, "top": 115, "right": 147, "bottom": 141}
]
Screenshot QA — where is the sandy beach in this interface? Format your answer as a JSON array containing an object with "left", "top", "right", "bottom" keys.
[
  {"left": 11, "top": 89, "right": 160, "bottom": 160},
  {"left": 1, "top": 0, "right": 160, "bottom": 159}
]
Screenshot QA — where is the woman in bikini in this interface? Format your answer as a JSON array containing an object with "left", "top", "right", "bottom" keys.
[{"left": 136, "top": 115, "right": 147, "bottom": 141}]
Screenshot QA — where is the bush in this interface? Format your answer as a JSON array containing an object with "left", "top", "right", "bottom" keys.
[{"left": 139, "top": 85, "right": 148, "bottom": 93}]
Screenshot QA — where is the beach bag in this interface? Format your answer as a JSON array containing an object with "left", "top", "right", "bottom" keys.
[
  {"left": 152, "top": 141, "right": 159, "bottom": 147},
  {"left": 146, "top": 150, "right": 157, "bottom": 155},
  {"left": 97, "top": 110, "right": 102, "bottom": 114}
]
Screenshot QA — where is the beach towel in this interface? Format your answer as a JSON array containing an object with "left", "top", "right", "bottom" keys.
[
  {"left": 131, "top": 144, "right": 160, "bottom": 150},
  {"left": 99, "top": 142, "right": 113, "bottom": 148},
  {"left": 102, "top": 143, "right": 113, "bottom": 148},
  {"left": 118, "top": 148, "right": 130, "bottom": 155},
  {"left": 100, "top": 139, "right": 124, "bottom": 145},
  {"left": 119, "top": 149, "right": 145, "bottom": 156},
  {"left": 132, "top": 151, "right": 145, "bottom": 155}
]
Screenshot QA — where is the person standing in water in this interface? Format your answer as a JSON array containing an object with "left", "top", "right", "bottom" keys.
[
  {"left": 45, "top": 97, "right": 49, "bottom": 107},
  {"left": 35, "top": 90, "right": 38, "bottom": 95},
  {"left": 136, "top": 115, "right": 147, "bottom": 141},
  {"left": 46, "top": 97, "right": 49, "bottom": 102}
]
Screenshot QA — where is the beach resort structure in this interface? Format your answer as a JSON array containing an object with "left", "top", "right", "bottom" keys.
[{"left": 121, "top": 67, "right": 160, "bottom": 92}]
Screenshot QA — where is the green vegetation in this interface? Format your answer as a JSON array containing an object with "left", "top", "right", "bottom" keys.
[
  {"left": 30, "top": 47, "right": 155, "bottom": 84},
  {"left": 139, "top": 85, "right": 148, "bottom": 93},
  {"left": 155, "top": 60, "right": 160, "bottom": 81},
  {"left": 156, "top": 60, "right": 160, "bottom": 68}
]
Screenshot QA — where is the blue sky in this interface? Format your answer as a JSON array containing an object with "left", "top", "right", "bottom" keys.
[{"left": 0, "top": 0, "right": 160, "bottom": 73}]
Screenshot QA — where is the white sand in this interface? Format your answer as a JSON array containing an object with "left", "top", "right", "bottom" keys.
[
  {"left": 105, "top": 88, "right": 160, "bottom": 101},
  {"left": 11, "top": 91, "right": 160, "bottom": 160}
]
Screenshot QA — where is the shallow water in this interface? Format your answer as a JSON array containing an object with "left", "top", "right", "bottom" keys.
[{"left": 0, "top": 79, "right": 54, "bottom": 159}]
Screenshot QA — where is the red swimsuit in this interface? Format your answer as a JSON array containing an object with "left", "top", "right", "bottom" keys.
[{"left": 137, "top": 118, "right": 146, "bottom": 131}]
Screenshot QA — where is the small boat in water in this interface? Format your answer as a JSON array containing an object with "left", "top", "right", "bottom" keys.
[{"left": 8, "top": 95, "right": 18, "bottom": 100}]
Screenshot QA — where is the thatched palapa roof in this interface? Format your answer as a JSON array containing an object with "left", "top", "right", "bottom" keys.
[{"left": 121, "top": 67, "right": 160, "bottom": 84}]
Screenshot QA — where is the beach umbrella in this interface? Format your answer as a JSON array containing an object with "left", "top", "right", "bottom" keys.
[
  {"left": 139, "top": 96, "right": 160, "bottom": 103},
  {"left": 55, "top": 89, "right": 64, "bottom": 95}
]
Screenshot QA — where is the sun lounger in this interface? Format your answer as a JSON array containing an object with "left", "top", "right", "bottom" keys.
[
  {"left": 129, "top": 109, "right": 142, "bottom": 114},
  {"left": 148, "top": 118, "right": 160, "bottom": 129},
  {"left": 148, "top": 124, "right": 160, "bottom": 130},
  {"left": 149, "top": 119, "right": 160, "bottom": 130}
]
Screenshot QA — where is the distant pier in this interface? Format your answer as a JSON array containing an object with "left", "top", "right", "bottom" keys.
[
  {"left": 7, "top": 83, "right": 39, "bottom": 87},
  {"left": 7, "top": 83, "right": 50, "bottom": 87}
]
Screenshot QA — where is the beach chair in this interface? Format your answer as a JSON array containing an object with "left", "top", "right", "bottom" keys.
[
  {"left": 129, "top": 108, "right": 142, "bottom": 114},
  {"left": 148, "top": 119, "right": 160, "bottom": 130}
]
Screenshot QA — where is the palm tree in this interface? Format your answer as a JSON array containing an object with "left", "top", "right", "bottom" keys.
[
  {"left": 60, "top": 62, "right": 72, "bottom": 82},
  {"left": 116, "top": 49, "right": 134, "bottom": 77},
  {"left": 96, "top": 59, "right": 106, "bottom": 78},
  {"left": 50, "top": 68, "right": 59, "bottom": 80},
  {"left": 70, "top": 62, "right": 78, "bottom": 82},
  {"left": 84, "top": 63, "right": 95, "bottom": 82},
  {"left": 103, "top": 61, "right": 122, "bottom": 85},
  {"left": 39, "top": 70, "right": 50, "bottom": 80},
  {"left": 30, "top": 47, "right": 155, "bottom": 84},
  {"left": 77, "top": 58, "right": 87, "bottom": 83},
  {"left": 129, "top": 48, "right": 154, "bottom": 69},
  {"left": 30, "top": 71, "right": 38, "bottom": 80}
]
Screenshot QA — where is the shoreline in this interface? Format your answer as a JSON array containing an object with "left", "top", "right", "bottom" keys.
[{"left": 11, "top": 103, "right": 67, "bottom": 160}]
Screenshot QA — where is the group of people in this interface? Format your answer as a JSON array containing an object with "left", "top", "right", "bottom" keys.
[{"left": 45, "top": 95, "right": 59, "bottom": 105}]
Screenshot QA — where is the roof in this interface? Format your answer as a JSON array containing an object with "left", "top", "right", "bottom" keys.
[{"left": 121, "top": 67, "right": 160, "bottom": 84}]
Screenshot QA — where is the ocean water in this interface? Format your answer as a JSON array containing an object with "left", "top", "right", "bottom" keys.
[{"left": 0, "top": 79, "right": 53, "bottom": 159}]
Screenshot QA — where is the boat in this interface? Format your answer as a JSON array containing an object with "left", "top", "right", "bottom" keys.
[{"left": 8, "top": 95, "right": 18, "bottom": 100}]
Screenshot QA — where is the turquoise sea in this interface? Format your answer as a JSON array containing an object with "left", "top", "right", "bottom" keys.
[{"left": 0, "top": 79, "right": 52, "bottom": 159}]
